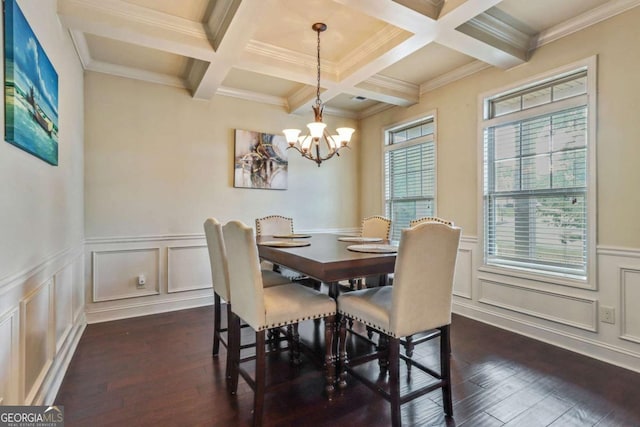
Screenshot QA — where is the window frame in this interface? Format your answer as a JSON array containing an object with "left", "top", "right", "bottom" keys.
[
  {"left": 477, "top": 57, "right": 597, "bottom": 290},
  {"left": 382, "top": 113, "right": 438, "bottom": 241}
]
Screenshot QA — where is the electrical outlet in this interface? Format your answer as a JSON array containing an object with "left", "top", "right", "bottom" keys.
[
  {"left": 137, "top": 274, "right": 146, "bottom": 288},
  {"left": 600, "top": 306, "right": 615, "bottom": 324}
]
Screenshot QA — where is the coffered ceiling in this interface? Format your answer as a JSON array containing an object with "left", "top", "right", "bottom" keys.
[{"left": 57, "top": 0, "right": 638, "bottom": 118}]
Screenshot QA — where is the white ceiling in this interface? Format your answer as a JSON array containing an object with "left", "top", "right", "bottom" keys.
[{"left": 58, "top": 0, "right": 637, "bottom": 118}]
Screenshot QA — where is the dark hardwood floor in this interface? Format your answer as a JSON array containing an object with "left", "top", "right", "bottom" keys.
[{"left": 56, "top": 305, "right": 640, "bottom": 426}]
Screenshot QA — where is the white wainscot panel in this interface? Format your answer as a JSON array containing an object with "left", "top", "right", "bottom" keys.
[
  {"left": 167, "top": 245, "right": 212, "bottom": 293},
  {"left": 479, "top": 279, "right": 597, "bottom": 331},
  {"left": 22, "top": 280, "right": 53, "bottom": 404},
  {"left": 0, "top": 309, "right": 19, "bottom": 405},
  {"left": 54, "top": 265, "right": 74, "bottom": 352},
  {"left": 93, "top": 248, "right": 160, "bottom": 302},
  {"left": 621, "top": 267, "right": 640, "bottom": 344},
  {"left": 72, "top": 257, "right": 84, "bottom": 322},
  {"left": 453, "top": 248, "right": 472, "bottom": 299}
]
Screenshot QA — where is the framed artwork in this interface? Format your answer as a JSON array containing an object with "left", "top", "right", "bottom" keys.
[
  {"left": 234, "top": 129, "right": 288, "bottom": 190},
  {"left": 4, "top": 0, "right": 59, "bottom": 165}
]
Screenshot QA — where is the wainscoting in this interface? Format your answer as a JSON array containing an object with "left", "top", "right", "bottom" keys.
[
  {"left": 0, "top": 246, "right": 85, "bottom": 405},
  {"left": 84, "top": 228, "right": 358, "bottom": 323},
  {"left": 453, "top": 238, "right": 640, "bottom": 373},
  {"left": 83, "top": 232, "right": 640, "bottom": 375}
]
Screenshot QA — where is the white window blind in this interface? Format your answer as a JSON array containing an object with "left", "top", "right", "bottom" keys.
[
  {"left": 384, "top": 118, "right": 435, "bottom": 241},
  {"left": 483, "top": 70, "right": 590, "bottom": 278}
]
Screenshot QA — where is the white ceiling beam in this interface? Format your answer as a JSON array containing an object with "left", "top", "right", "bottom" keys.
[
  {"left": 191, "top": 0, "right": 278, "bottom": 99},
  {"left": 437, "top": 0, "right": 503, "bottom": 26}
]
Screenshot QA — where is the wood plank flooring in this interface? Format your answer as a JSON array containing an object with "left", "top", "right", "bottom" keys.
[{"left": 55, "top": 306, "right": 640, "bottom": 426}]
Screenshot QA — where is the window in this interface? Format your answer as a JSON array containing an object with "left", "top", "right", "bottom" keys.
[
  {"left": 384, "top": 117, "right": 436, "bottom": 241},
  {"left": 482, "top": 62, "right": 595, "bottom": 282}
]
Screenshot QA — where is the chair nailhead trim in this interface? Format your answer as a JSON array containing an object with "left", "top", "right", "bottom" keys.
[
  {"left": 258, "top": 311, "right": 336, "bottom": 331},
  {"left": 338, "top": 310, "right": 398, "bottom": 338}
]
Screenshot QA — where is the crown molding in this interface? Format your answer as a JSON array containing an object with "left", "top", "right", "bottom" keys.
[
  {"left": 86, "top": 60, "right": 187, "bottom": 88},
  {"left": 420, "top": 60, "right": 491, "bottom": 95},
  {"left": 361, "top": 74, "right": 419, "bottom": 98},
  {"left": 465, "top": 12, "right": 531, "bottom": 52},
  {"left": 61, "top": 0, "right": 208, "bottom": 41},
  {"left": 532, "top": 0, "right": 640, "bottom": 50},
  {"left": 358, "top": 102, "right": 394, "bottom": 119},
  {"left": 244, "top": 40, "right": 339, "bottom": 80},
  {"left": 216, "top": 86, "right": 287, "bottom": 107},
  {"left": 206, "top": 0, "right": 240, "bottom": 50},
  {"left": 68, "top": 30, "right": 91, "bottom": 69},
  {"left": 323, "top": 106, "right": 359, "bottom": 120}
]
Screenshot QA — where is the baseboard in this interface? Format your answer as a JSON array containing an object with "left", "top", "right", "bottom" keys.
[
  {"left": 85, "top": 294, "right": 215, "bottom": 324},
  {"left": 453, "top": 300, "right": 640, "bottom": 374},
  {"left": 35, "top": 313, "right": 87, "bottom": 405}
]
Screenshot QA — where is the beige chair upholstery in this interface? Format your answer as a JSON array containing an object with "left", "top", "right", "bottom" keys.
[
  {"left": 409, "top": 216, "right": 453, "bottom": 228},
  {"left": 349, "top": 216, "right": 392, "bottom": 291},
  {"left": 361, "top": 215, "right": 392, "bottom": 240},
  {"left": 222, "top": 220, "right": 337, "bottom": 426},
  {"left": 338, "top": 222, "right": 461, "bottom": 427},
  {"left": 255, "top": 215, "right": 313, "bottom": 284},
  {"left": 255, "top": 215, "right": 293, "bottom": 236},
  {"left": 203, "top": 218, "right": 289, "bottom": 364}
]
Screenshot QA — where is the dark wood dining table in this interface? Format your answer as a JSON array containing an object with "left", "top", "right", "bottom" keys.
[{"left": 256, "top": 233, "right": 397, "bottom": 298}]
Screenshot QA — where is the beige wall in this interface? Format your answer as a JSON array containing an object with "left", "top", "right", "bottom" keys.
[
  {"left": 358, "top": 7, "right": 640, "bottom": 372},
  {"left": 84, "top": 72, "right": 360, "bottom": 238},
  {"left": 0, "top": 1, "right": 84, "bottom": 279},
  {"left": 0, "top": 0, "right": 85, "bottom": 405},
  {"left": 360, "top": 7, "right": 640, "bottom": 248}
]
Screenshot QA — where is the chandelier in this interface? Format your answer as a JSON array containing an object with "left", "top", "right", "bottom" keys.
[{"left": 283, "top": 23, "right": 355, "bottom": 167}]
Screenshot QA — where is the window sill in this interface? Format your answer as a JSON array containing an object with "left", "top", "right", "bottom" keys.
[{"left": 478, "top": 264, "right": 595, "bottom": 290}]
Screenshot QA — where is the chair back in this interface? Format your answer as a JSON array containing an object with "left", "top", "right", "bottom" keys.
[
  {"left": 255, "top": 215, "right": 294, "bottom": 236},
  {"left": 409, "top": 216, "right": 453, "bottom": 228},
  {"left": 390, "top": 222, "right": 461, "bottom": 337},
  {"left": 361, "top": 216, "right": 392, "bottom": 240},
  {"left": 203, "top": 218, "right": 230, "bottom": 301},
  {"left": 222, "top": 220, "right": 266, "bottom": 330}
]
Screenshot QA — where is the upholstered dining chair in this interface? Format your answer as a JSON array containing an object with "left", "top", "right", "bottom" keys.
[
  {"left": 255, "top": 215, "right": 294, "bottom": 236},
  {"left": 403, "top": 216, "right": 454, "bottom": 360},
  {"left": 223, "top": 220, "right": 337, "bottom": 427},
  {"left": 337, "top": 222, "right": 461, "bottom": 427},
  {"left": 203, "top": 218, "right": 290, "bottom": 380},
  {"left": 349, "top": 215, "right": 392, "bottom": 291},
  {"left": 255, "top": 215, "right": 319, "bottom": 288},
  {"left": 409, "top": 216, "right": 454, "bottom": 227},
  {"left": 361, "top": 215, "right": 392, "bottom": 240}
]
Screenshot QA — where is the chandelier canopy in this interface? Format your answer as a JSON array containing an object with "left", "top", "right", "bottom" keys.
[{"left": 283, "top": 23, "right": 354, "bottom": 167}]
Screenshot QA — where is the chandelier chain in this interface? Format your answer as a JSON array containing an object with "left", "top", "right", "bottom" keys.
[{"left": 315, "top": 27, "right": 321, "bottom": 108}]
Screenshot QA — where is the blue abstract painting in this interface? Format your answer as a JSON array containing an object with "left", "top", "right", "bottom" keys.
[{"left": 4, "top": 0, "right": 59, "bottom": 165}]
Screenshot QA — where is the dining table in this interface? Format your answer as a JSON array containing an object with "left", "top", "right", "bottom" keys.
[{"left": 256, "top": 233, "right": 397, "bottom": 298}]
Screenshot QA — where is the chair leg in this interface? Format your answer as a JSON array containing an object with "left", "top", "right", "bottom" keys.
[
  {"left": 440, "top": 325, "right": 453, "bottom": 417},
  {"left": 389, "top": 336, "right": 401, "bottom": 427},
  {"left": 253, "top": 330, "right": 266, "bottom": 427},
  {"left": 338, "top": 316, "right": 348, "bottom": 389},
  {"left": 224, "top": 304, "right": 234, "bottom": 383},
  {"left": 228, "top": 311, "right": 241, "bottom": 394},
  {"left": 324, "top": 315, "right": 336, "bottom": 400},
  {"left": 290, "top": 323, "right": 301, "bottom": 365},
  {"left": 404, "top": 334, "right": 414, "bottom": 370},
  {"left": 378, "top": 333, "right": 390, "bottom": 373},
  {"left": 212, "top": 293, "right": 221, "bottom": 357}
]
